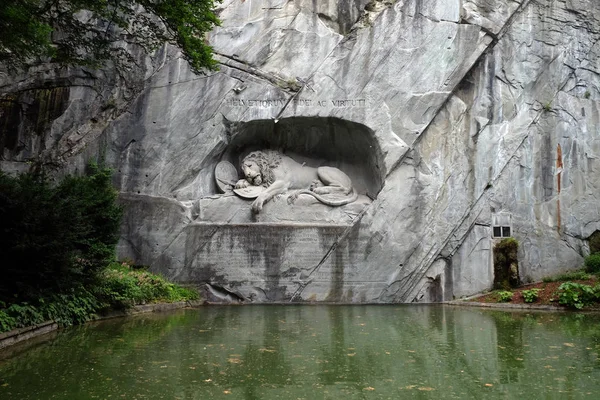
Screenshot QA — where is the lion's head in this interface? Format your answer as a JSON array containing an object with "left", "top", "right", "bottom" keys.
[{"left": 240, "top": 150, "right": 281, "bottom": 187}]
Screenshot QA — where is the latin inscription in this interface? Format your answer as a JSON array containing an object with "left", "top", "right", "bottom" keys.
[
  {"left": 226, "top": 98, "right": 366, "bottom": 108},
  {"left": 189, "top": 224, "right": 366, "bottom": 283}
]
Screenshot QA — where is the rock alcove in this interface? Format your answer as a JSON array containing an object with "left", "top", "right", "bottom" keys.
[{"left": 196, "top": 116, "right": 384, "bottom": 225}]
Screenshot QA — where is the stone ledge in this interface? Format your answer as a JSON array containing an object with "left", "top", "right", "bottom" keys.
[
  {"left": 0, "top": 321, "right": 59, "bottom": 350},
  {"left": 446, "top": 301, "right": 567, "bottom": 311},
  {"left": 91, "top": 301, "right": 191, "bottom": 320},
  {"left": 0, "top": 301, "right": 194, "bottom": 351}
]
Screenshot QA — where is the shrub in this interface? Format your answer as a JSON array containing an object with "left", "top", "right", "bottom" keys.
[
  {"left": 493, "top": 238, "right": 520, "bottom": 290},
  {"left": 522, "top": 288, "right": 541, "bottom": 303},
  {"left": 584, "top": 254, "right": 600, "bottom": 274},
  {"left": 0, "top": 287, "right": 102, "bottom": 332},
  {"left": 0, "top": 309, "right": 17, "bottom": 332},
  {"left": 0, "top": 163, "right": 201, "bottom": 334},
  {"left": 95, "top": 262, "right": 199, "bottom": 310},
  {"left": 588, "top": 231, "right": 600, "bottom": 254},
  {"left": 557, "top": 282, "right": 597, "bottom": 309},
  {"left": 0, "top": 163, "right": 122, "bottom": 303},
  {"left": 0, "top": 265, "right": 200, "bottom": 333},
  {"left": 496, "top": 291, "right": 514, "bottom": 302}
]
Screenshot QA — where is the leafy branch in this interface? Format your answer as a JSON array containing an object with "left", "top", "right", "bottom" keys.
[{"left": 0, "top": 0, "right": 220, "bottom": 73}]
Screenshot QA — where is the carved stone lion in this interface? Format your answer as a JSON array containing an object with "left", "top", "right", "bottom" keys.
[{"left": 235, "top": 150, "right": 358, "bottom": 213}]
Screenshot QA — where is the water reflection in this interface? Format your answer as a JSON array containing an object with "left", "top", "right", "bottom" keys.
[{"left": 1, "top": 305, "right": 600, "bottom": 399}]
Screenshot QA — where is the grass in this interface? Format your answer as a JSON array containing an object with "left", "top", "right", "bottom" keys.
[{"left": 542, "top": 269, "right": 593, "bottom": 283}]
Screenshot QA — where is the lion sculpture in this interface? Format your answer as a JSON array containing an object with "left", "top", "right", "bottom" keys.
[{"left": 235, "top": 150, "right": 358, "bottom": 213}]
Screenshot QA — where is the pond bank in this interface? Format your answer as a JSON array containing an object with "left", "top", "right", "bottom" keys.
[
  {"left": 446, "top": 300, "right": 566, "bottom": 312},
  {"left": 0, "top": 300, "right": 200, "bottom": 351}
]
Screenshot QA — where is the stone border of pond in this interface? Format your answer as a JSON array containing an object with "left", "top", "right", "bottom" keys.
[
  {"left": 446, "top": 300, "right": 567, "bottom": 311},
  {"left": 0, "top": 301, "right": 200, "bottom": 351},
  {"left": 0, "top": 321, "right": 59, "bottom": 351}
]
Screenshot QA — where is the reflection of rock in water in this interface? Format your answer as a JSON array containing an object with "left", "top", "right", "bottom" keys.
[{"left": 491, "top": 312, "right": 526, "bottom": 384}]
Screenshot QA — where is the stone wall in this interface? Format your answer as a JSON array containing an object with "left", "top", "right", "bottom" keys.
[{"left": 1, "top": 0, "right": 599, "bottom": 302}]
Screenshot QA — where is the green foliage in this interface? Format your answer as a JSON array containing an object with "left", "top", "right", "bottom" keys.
[
  {"left": 493, "top": 237, "right": 520, "bottom": 290},
  {"left": 0, "top": 163, "right": 122, "bottom": 303},
  {"left": 96, "top": 262, "right": 199, "bottom": 309},
  {"left": 0, "top": 287, "right": 101, "bottom": 332},
  {"left": 521, "top": 288, "right": 541, "bottom": 303},
  {"left": 0, "top": 1, "right": 54, "bottom": 67},
  {"left": 496, "top": 291, "right": 514, "bottom": 303},
  {"left": 557, "top": 282, "right": 600, "bottom": 310},
  {"left": 584, "top": 253, "right": 600, "bottom": 274},
  {"left": 0, "top": 163, "right": 200, "bottom": 334},
  {"left": 0, "top": 263, "right": 200, "bottom": 333},
  {"left": 589, "top": 231, "right": 600, "bottom": 254},
  {"left": 542, "top": 270, "right": 593, "bottom": 283},
  {"left": 0, "top": 0, "right": 220, "bottom": 73}
]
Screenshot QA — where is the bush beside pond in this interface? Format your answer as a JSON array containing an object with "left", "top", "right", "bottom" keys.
[
  {"left": 97, "top": 262, "right": 199, "bottom": 309},
  {"left": 557, "top": 281, "right": 600, "bottom": 309},
  {"left": 0, "top": 163, "right": 122, "bottom": 303},
  {"left": 584, "top": 253, "right": 600, "bottom": 274},
  {"left": 0, "top": 164, "right": 198, "bottom": 334},
  {"left": 0, "top": 262, "right": 199, "bottom": 333}
]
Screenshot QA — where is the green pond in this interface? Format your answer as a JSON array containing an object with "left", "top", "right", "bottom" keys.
[{"left": 1, "top": 305, "right": 600, "bottom": 399}]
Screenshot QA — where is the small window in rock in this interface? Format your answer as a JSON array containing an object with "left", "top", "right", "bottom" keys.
[
  {"left": 492, "top": 213, "right": 512, "bottom": 238},
  {"left": 493, "top": 226, "right": 512, "bottom": 238}
]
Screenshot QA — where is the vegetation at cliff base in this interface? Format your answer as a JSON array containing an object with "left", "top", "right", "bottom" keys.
[
  {"left": 0, "top": 163, "right": 122, "bottom": 302},
  {"left": 0, "top": 165, "right": 198, "bottom": 334},
  {"left": 521, "top": 288, "right": 541, "bottom": 303},
  {"left": 0, "top": 0, "right": 220, "bottom": 73},
  {"left": 495, "top": 290, "right": 514, "bottom": 302},
  {"left": 557, "top": 281, "right": 599, "bottom": 310},
  {"left": 473, "top": 253, "right": 600, "bottom": 310},
  {"left": 97, "top": 261, "right": 199, "bottom": 310},
  {"left": 584, "top": 253, "right": 600, "bottom": 274},
  {"left": 0, "top": 262, "right": 199, "bottom": 333},
  {"left": 493, "top": 237, "right": 520, "bottom": 290}
]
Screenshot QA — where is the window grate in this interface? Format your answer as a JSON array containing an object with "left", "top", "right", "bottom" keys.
[{"left": 493, "top": 226, "right": 511, "bottom": 238}]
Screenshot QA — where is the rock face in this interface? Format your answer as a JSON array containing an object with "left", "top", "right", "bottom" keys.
[{"left": 2, "top": 0, "right": 600, "bottom": 303}]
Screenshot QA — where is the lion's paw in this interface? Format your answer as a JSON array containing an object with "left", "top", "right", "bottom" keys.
[
  {"left": 251, "top": 198, "right": 264, "bottom": 213},
  {"left": 309, "top": 180, "right": 323, "bottom": 191},
  {"left": 287, "top": 192, "right": 299, "bottom": 204},
  {"left": 312, "top": 187, "right": 332, "bottom": 195},
  {"left": 235, "top": 179, "right": 250, "bottom": 189}
]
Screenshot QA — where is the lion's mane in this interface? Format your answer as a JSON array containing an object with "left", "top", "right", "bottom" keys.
[{"left": 242, "top": 150, "right": 281, "bottom": 187}]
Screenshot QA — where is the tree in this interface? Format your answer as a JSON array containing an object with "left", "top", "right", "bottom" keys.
[
  {"left": 0, "top": 0, "right": 220, "bottom": 73},
  {"left": 0, "top": 163, "right": 123, "bottom": 302}
]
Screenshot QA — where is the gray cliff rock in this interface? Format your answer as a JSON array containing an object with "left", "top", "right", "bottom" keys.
[{"left": 1, "top": 0, "right": 599, "bottom": 303}]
